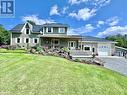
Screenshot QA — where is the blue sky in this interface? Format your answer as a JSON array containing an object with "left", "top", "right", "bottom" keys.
[{"left": 0, "top": 0, "right": 127, "bottom": 37}]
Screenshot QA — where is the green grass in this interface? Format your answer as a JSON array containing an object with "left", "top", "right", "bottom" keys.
[
  {"left": 0, "top": 50, "right": 127, "bottom": 95},
  {"left": 0, "top": 49, "right": 27, "bottom": 53}
]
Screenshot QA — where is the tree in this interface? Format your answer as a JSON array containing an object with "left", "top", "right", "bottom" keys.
[
  {"left": 27, "top": 20, "right": 36, "bottom": 25},
  {"left": 0, "top": 25, "right": 10, "bottom": 45},
  {"left": 106, "top": 34, "right": 127, "bottom": 48}
]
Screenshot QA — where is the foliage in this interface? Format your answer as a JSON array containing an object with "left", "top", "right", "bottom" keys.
[
  {"left": 0, "top": 45, "right": 17, "bottom": 50},
  {"left": 106, "top": 34, "right": 127, "bottom": 48},
  {"left": 74, "top": 58, "right": 81, "bottom": 62},
  {"left": 61, "top": 47, "right": 70, "bottom": 52},
  {"left": 0, "top": 25, "right": 10, "bottom": 45},
  {"left": 27, "top": 20, "right": 36, "bottom": 25}
]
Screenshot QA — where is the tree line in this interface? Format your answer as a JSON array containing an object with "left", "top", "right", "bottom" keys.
[
  {"left": 106, "top": 34, "right": 127, "bottom": 48},
  {"left": 0, "top": 25, "right": 10, "bottom": 45}
]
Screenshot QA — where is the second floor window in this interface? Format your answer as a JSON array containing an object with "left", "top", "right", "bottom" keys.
[
  {"left": 46, "top": 27, "right": 53, "bottom": 33},
  {"left": 48, "top": 27, "right": 51, "bottom": 33},
  {"left": 59, "top": 28, "right": 65, "bottom": 33},
  {"left": 26, "top": 28, "right": 30, "bottom": 34}
]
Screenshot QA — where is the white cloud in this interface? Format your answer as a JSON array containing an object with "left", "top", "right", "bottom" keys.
[
  {"left": 68, "top": 0, "right": 111, "bottom": 7},
  {"left": 97, "top": 20, "right": 105, "bottom": 27},
  {"left": 68, "top": 24, "right": 95, "bottom": 35},
  {"left": 97, "top": 26, "right": 127, "bottom": 37},
  {"left": 22, "top": 15, "right": 55, "bottom": 25},
  {"left": 62, "top": 6, "right": 69, "bottom": 14},
  {"left": 93, "top": 0, "right": 111, "bottom": 7},
  {"left": 68, "top": 0, "right": 88, "bottom": 5},
  {"left": 106, "top": 16, "right": 120, "bottom": 26},
  {"left": 69, "top": 8, "right": 96, "bottom": 21},
  {"left": 97, "top": 16, "right": 120, "bottom": 27},
  {"left": 50, "top": 5, "right": 60, "bottom": 16}
]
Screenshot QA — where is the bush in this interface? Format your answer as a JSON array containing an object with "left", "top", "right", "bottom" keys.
[
  {"left": 36, "top": 46, "right": 44, "bottom": 54},
  {"left": 0, "top": 45, "right": 17, "bottom": 50},
  {"left": 74, "top": 58, "right": 81, "bottom": 62},
  {"left": 61, "top": 47, "right": 69, "bottom": 53}
]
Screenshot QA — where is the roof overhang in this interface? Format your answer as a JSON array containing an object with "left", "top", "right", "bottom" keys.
[
  {"left": 38, "top": 35, "right": 82, "bottom": 39},
  {"left": 79, "top": 41, "right": 117, "bottom": 44}
]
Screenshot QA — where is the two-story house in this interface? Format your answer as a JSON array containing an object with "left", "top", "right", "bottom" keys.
[{"left": 10, "top": 22, "right": 116, "bottom": 56}]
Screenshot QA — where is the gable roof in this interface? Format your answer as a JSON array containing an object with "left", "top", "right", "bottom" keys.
[
  {"left": 10, "top": 24, "right": 24, "bottom": 33},
  {"left": 10, "top": 23, "right": 43, "bottom": 33},
  {"left": 10, "top": 23, "right": 68, "bottom": 33},
  {"left": 82, "top": 36, "right": 116, "bottom": 43}
]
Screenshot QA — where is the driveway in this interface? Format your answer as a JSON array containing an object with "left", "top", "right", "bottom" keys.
[{"left": 99, "top": 56, "right": 127, "bottom": 76}]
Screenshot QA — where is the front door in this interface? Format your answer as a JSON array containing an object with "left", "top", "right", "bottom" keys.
[{"left": 68, "top": 41, "right": 76, "bottom": 50}]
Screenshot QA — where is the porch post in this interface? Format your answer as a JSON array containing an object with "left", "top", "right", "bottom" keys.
[
  {"left": 81, "top": 36, "right": 83, "bottom": 50},
  {"left": 39, "top": 37, "right": 41, "bottom": 47},
  {"left": 81, "top": 41, "right": 82, "bottom": 50}
]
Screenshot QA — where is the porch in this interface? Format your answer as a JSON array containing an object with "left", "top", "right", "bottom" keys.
[{"left": 39, "top": 35, "right": 81, "bottom": 50}]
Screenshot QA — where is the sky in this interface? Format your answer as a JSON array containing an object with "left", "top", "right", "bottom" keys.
[{"left": 0, "top": 0, "right": 127, "bottom": 38}]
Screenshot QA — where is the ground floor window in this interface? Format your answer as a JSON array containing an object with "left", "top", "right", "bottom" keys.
[
  {"left": 92, "top": 48, "right": 95, "bottom": 52},
  {"left": 33, "top": 38, "right": 38, "bottom": 44},
  {"left": 16, "top": 38, "right": 21, "bottom": 43},
  {"left": 25, "top": 38, "right": 30, "bottom": 43},
  {"left": 52, "top": 39, "right": 60, "bottom": 45},
  {"left": 84, "top": 47, "right": 90, "bottom": 51}
]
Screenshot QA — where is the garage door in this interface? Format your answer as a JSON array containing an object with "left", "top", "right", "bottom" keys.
[{"left": 98, "top": 44, "right": 110, "bottom": 56}]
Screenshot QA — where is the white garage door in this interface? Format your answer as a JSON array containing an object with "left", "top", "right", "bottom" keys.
[{"left": 98, "top": 44, "right": 110, "bottom": 56}]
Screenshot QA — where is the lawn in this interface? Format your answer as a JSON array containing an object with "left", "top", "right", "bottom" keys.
[{"left": 0, "top": 50, "right": 127, "bottom": 95}]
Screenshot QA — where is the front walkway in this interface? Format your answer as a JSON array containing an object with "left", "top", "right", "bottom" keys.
[{"left": 99, "top": 56, "right": 127, "bottom": 76}]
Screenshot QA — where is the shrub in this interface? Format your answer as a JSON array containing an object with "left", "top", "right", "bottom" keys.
[
  {"left": 36, "top": 46, "right": 44, "bottom": 54},
  {"left": 0, "top": 45, "right": 17, "bottom": 50},
  {"left": 74, "top": 58, "right": 81, "bottom": 62},
  {"left": 61, "top": 47, "right": 69, "bottom": 53}
]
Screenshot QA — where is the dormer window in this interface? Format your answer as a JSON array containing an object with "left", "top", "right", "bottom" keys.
[
  {"left": 46, "top": 27, "right": 53, "bottom": 33},
  {"left": 59, "top": 28, "right": 65, "bottom": 33},
  {"left": 48, "top": 27, "right": 51, "bottom": 32},
  {"left": 25, "top": 23, "right": 30, "bottom": 35}
]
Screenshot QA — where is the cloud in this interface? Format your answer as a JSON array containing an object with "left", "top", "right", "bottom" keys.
[
  {"left": 50, "top": 5, "right": 60, "bottom": 16},
  {"left": 22, "top": 15, "right": 55, "bottom": 25},
  {"left": 69, "top": 8, "right": 97, "bottom": 21},
  {"left": 68, "top": 0, "right": 111, "bottom": 7},
  {"left": 68, "top": 0, "right": 88, "bottom": 5},
  {"left": 62, "top": 6, "right": 69, "bottom": 14},
  {"left": 106, "top": 16, "right": 120, "bottom": 26},
  {"left": 97, "top": 20, "right": 105, "bottom": 27},
  {"left": 97, "top": 16, "right": 120, "bottom": 27},
  {"left": 97, "top": 26, "right": 127, "bottom": 37},
  {"left": 68, "top": 24, "right": 95, "bottom": 35},
  {"left": 93, "top": 0, "right": 111, "bottom": 7}
]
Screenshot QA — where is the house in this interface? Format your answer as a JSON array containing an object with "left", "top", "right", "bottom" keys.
[{"left": 10, "top": 22, "right": 116, "bottom": 56}]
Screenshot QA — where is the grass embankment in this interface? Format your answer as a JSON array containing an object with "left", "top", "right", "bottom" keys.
[{"left": 0, "top": 49, "right": 127, "bottom": 95}]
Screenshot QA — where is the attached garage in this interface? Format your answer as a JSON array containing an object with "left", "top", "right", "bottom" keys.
[{"left": 98, "top": 43, "right": 111, "bottom": 56}]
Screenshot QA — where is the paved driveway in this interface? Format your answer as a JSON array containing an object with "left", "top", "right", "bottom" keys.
[{"left": 99, "top": 56, "right": 127, "bottom": 76}]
